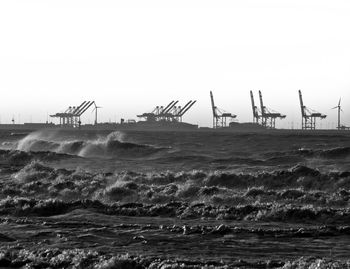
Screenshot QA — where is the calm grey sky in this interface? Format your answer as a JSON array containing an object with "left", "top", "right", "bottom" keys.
[{"left": 0, "top": 0, "right": 349, "bottom": 128}]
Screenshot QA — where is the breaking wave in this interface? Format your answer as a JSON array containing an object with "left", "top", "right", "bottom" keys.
[
  {"left": 1, "top": 197, "right": 350, "bottom": 224},
  {"left": 0, "top": 149, "right": 77, "bottom": 167},
  {"left": 2, "top": 130, "right": 350, "bottom": 264},
  {"left": 0, "top": 162, "right": 349, "bottom": 223},
  {"left": 15, "top": 130, "right": 163, "bottom": 158},
  {"left": 1, "top": 247, "right": 347, "bottom": 268}
]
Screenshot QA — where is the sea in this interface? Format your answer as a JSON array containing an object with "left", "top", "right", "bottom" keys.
[{"left": 0, "top": 129, "right": 350, "bottom": 268}]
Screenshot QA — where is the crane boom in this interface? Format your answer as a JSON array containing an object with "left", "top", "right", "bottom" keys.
[
  {"left": 210, "top": 91, "right": 217, "bottom": 117},
  {"left": 258, "top": 90, "right": 265, "bottom": 116},
  {"left": 177, "top": 101, "right": 193, "bottom": 116},
  {"left": 180, "top": 101, "right": 196, "bottom": 116},
  {"left": 78, "top": 101, "right": 94, "bottom": 116},
  {"left": 298, "top": 90, "right": 305, "bottom": 117},
  {"left": 250, "top": 91, "right": 258, "bottom": 118},
  {"left": 163, "top": 100, "right": 179, "bottom": 114},
  {"left": 72, "top": 101, "right": 87, "bottom": 114},
  {"left": 161, "top": 101, "right": 174, "bottom": 114},
  {"left": 74, "top": 101, "right": 91, "bottom": 115}
]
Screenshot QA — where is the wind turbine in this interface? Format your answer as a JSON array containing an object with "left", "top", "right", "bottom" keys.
[
  {"left": 332, "top": 98, "right": 342, "bottom": 130},
  {"left": 92, "top": 101, "right": 102, "bottom": 125}
]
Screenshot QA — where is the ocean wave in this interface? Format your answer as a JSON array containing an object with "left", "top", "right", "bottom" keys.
[
  {"left": 15, "top": 130, "right": 163, "bottom": 158},
  {"left": 1, "top": 197, "right": 350, "bottom": 224},
  {"left": 1, "top": 163, "right": 350, "bottom": 208},
  {"left": 2, "top": 247, "right": 347, "bottom": 269},
  {"left": 309, "top": 146, "right": 350, "bottom": 159},
  {"left": 263, "top": 146, "right": 350, "bottom": 160},
  {"left": 0, "top": 149, "right": 76, "bottom": 167},
  {"left": 160, "top": 223, "right": 350, "bottom": 238}
]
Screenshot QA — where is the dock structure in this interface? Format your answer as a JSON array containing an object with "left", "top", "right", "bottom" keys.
[
  {"left": 50, "top": 101, "right": 95, "bottom": 127},
  {"left": 258, "top": 90, "right": 286, "bottom": 129},
  {"left": 137, "top": 100, "right": 196, "bottom": 122},
  {"left": 210, "top": 91, "right": 236, "bottom": 128},
  {"left": 299, "top": 90, "right": 326, "bottom": 130}
]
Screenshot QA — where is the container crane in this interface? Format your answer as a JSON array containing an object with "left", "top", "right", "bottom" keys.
[
  {"left": 258, "top": 90, "right": 286, "bottom": 129},
  {"left": 137, "top": 100, "right": 196, "bottom": 122},
  {"left": 210, "top": 91, "right": 236, "bottom": 128},
  {"left": 299, "top": 90, "right": 326, "bottom": 130},
  {"left": 50, "top": 101, "right": 95, "bottom": 127}
]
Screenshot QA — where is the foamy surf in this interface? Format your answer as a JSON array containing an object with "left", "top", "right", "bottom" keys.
[
  {"left": 1, "top": 130, "right": 350, "bottom": 267},
  {"left": 14, "top": 130, "right": 163, "bottom": 158}
]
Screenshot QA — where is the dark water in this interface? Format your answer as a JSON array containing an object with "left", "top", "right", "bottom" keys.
[{"left": 1, "top": 129, "right": 350, "bottom": 268}]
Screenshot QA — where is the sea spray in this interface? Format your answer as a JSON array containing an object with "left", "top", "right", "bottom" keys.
[{"left": 14, "top": 130, "right": 162, "bottom": 158}]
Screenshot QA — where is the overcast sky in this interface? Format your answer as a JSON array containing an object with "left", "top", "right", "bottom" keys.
[{"left": 0, "top": 0, "right": 349, "bottom": 128}]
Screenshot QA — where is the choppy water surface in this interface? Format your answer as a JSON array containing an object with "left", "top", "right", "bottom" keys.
[{"left": 1, "top": 129, "right": 350, "bottom": 268}]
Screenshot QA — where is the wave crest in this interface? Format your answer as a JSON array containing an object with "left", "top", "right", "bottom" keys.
[
  {"left": 1, "top": 162, "right": 349, "bottom": 210},
  {"left": 15, "top": 130, "right": 162, "bottom": 158}
]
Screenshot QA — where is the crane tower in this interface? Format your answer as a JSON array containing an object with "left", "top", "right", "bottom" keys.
[
  {"left": 210, "top": 91, "right": 236, "bottom": 128},
  {"left": 298, "top": 90, "right": 326, "bottom": 130},
  {"left": 258, "top": 90, "right": 286, "bottom": 128}
]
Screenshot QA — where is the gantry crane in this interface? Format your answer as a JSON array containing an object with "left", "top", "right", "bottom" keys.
[
  {"left": 137, "top": 100, "right": 196, "bottom": 122},
  {"left": 50, "top": 101, "right": 95, "bottom": 127},
  {"left": 258, "top": 90, "right": 286, "bottom": 129},
  {"left": 299, "top": 90, "right": 326, "bottom": 130},
  {"left": 210, "top": 91, "right": 236, "bottom": 128}
]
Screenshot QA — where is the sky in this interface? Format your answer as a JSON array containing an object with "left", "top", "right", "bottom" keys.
[{"left": 0, "top": 0, "right": 349, "bottom": 128}]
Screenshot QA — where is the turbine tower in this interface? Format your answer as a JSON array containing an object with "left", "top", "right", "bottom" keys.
[
  {"left": 332, "top": 98, "right": 342, "bottom": 130},
  {"left": 92, "top": 102, "right": 102, "bottom": 125}
]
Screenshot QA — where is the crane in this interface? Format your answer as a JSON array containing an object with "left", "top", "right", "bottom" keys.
[
  {"left": 210, "top": 91, "right": 236, "bottom": 128},
  {"left": 299, "top": 90, "right": 326, "bottom": 130},
  {"left": 258, "top": 90, "right": 286, "bottom": 129},
  {"left": 50, "top": 101, "right": 96, "bottom": 128}
]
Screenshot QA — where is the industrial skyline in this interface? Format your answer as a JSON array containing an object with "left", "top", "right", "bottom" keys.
[
  {"left": 0, "top": 89, "right": 348, "bottom": 130},
  {"left": 0, "top": 0, "right": 349, "bottom": 128}
]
